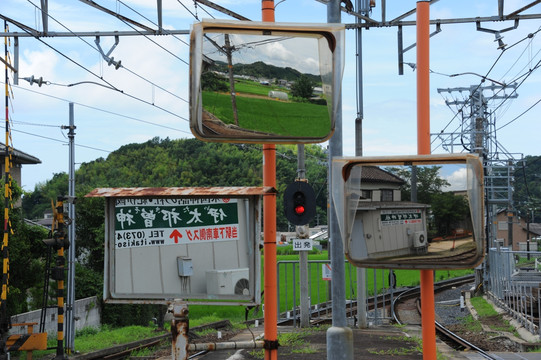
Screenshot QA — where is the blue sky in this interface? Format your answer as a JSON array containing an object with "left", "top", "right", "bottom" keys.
[{"left": 1, "top": 0, "right": 540, "bottom": 192}]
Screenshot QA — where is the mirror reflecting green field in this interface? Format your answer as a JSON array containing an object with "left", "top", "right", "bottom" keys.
[{"left": 190, "top": 21, "right": 345, "bottom": 143}]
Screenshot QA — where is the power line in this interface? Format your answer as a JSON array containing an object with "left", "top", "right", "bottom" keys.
[
  {"left": 3, "top": 81, "right": 192, "bottom": 134},
  {"left": 23, "top": 0, "right": 190, "bottom": 105},
  {"left": 176, "top": 0, "right": 199, "bottom": 20},
  {"left": 431, "top": 29, "right": 540, "bottom": 151},
  {"left": 11, "top": 128, "right": 111, "bottom": 153},
  {"left": 116, "top": 0, "right": 191, "bottom": 47},
  {"left": 496, "top": 96, "right": 541, "bottom": 131}
]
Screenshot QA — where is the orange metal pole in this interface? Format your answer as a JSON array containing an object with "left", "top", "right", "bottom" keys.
[
  {"left": 417, "top": 0, "right": 430, "bottom": 156},
  {"left": 417, "top": 1, "right": 437, "bottom": 359},
  {"left": 262, "top": 5, "right": 277, "bottom": 360}
]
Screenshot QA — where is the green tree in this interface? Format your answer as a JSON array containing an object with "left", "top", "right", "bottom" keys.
[
  {"left": 386, "top": 165, "right": 471, "bottom": 237},
  {"left": 514, "top": 155, "right": 541, "bottom": 223},
  {"left": 201, "top": 71, "right": 228, "bottom": 92},
  {"left": 21, "top": 138, "right": 329, "bottom": 326},
  {"left": 290, "top": 75, "right": 314, "bottom": 99},
  {"left": 387, "top": 165, "right": 450, "bottom": 204},
  {"left": 3, "top": 180, "right": 49, "bottom": 315},
  {"left": 431, "top": 192, "right": 470, "bottom": 236}
]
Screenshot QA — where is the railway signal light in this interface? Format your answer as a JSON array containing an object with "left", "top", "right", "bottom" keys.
[{"left": 284, "top": 181, "right": 316, "bottom": 225}]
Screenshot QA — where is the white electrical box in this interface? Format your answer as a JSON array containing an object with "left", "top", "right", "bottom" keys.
[
  {"left": 177, "top": 257, "right": 193, "bottom": 277},
  {"left": 206, "top": 268, "right": 250, "bottom": 296}
]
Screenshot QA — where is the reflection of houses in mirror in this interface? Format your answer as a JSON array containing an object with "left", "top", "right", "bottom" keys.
[
  {"left": 357, "top": 166, "right": 404, "bottom": 202},
  {"left": 349, "top": 165, "right": 478, "bottom": 267},
  {"left": 351, "top": 167, "right": 431, "bottom": 260}
]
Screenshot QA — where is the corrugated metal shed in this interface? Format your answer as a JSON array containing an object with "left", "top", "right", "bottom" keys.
[{"left": 85, "top": 186, "right": 275, "bottom": 198}]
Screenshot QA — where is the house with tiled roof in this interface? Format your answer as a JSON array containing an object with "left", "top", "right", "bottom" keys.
[
  {"left": 0, "top": 143, "right": 41, "bottom": 206},
  {"left": 495, "top": 210, "right": 541, "bottom": 251},
  {"left": 357, "top": 166, "right": 405, "bottom": 202}
]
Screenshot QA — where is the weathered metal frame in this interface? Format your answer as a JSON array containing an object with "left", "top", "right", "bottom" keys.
[{"left": 86, "top": 186, "right": 274, "bottom": 306}]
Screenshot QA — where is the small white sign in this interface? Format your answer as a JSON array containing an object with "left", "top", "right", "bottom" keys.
[
  {"left": 293, "top": 238, "right": 313, "bottom": 251},
  {"left": 322, "top": 264, "right": 332, "bottom": 281}
]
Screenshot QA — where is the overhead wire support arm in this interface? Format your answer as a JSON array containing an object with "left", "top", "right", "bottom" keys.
[
  {"left": 476, "top": 19, "right": 519, "bottom": 50},
  {"left": 398, "top": 23, "right": 441, "bottom": 75},
  {"left": 95, "top": 36, "right": 122, "bottom": 69}
]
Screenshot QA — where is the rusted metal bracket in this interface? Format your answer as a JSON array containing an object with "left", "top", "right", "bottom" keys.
[{"left": 263, "top": 339, "right": 279, "bottom": 350}]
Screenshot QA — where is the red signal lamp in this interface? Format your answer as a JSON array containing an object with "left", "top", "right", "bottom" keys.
[{"left": 294, "top": 205, "right": 305, "bottom": 215}]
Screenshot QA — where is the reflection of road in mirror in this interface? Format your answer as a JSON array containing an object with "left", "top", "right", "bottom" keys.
[
  {"left": 368, "top": 237, "right": 478, "bottom": 265},
  {"left": 201, "top": 109, "right": 276, "bottom": 138}
]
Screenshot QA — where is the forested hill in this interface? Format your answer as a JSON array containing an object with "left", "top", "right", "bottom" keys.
[
  {"left": 213, "top": 60, "right": 320, "bottom": 83},
  {"left": 22, "top": 137, "right": 329, "bottom": 231}
]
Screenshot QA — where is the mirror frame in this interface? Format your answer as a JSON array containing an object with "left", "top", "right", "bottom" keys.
[
  {"left": 189, "top": 19, "right": 345, "bottom": 144},
  {"left": 332, "top": 153, "right": 485, "bottom": 270}
]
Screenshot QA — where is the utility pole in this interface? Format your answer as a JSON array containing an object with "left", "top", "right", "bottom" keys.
[
  {"left": 223, "top": 34, "right": 239, "bottom": 125},
  {"left": 327, "top": 1, "right": 353, "bottom": 359},
  {"left": 297, "top": 144, "right": 310, "bottom": 328},
  {"left": 63, "top": 103, "right": 76, "bottom": 355},
  {"left": 355, "top": 0, "right": 368, "bottom": 330},
  {"left": 436, "top": 83, "right": 520, "bottom": 253}
]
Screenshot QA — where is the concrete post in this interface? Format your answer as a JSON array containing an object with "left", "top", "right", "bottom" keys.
[{"left": 327, "top": 0, "right": 353, "bottom": 359}]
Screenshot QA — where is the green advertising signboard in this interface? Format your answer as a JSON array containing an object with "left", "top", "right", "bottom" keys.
[{"left": 114, "top": 198, "right": 239, "bottom": 249}]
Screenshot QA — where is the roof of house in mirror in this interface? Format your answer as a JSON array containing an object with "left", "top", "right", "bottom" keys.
[{"left": 359, "top": 166, "right": 405, "bottom": 185}]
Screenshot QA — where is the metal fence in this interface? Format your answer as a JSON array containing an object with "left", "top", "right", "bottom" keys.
[
  {"left": 488, "top": 247, "right": 541, "bottom": 336},
  {"left": 276, "top": 260, "right": 396, "bottom": 326}
]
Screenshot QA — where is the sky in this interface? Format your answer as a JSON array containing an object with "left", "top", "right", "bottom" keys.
[{"left": 1, "top": 0, "right": 540, "bottom": 193}]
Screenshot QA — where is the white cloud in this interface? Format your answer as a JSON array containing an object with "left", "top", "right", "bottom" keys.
[{"left": 443, "top": 167, "right": 468, "bottom": 191}]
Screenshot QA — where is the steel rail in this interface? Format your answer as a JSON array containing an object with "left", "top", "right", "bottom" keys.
[{"left": 392, "top": 275, "right": 498, "bottom": 360}]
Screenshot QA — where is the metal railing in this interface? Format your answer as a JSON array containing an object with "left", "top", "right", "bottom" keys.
[
  {"left": 276, "top": 259, "right": 396, "bottom": 326},
  {"left": 488, "top": 248, "right": 541, "bottom": 336}
]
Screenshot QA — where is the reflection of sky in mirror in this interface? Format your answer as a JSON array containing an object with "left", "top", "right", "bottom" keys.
[
  {"left": 440, "top": 165, "right": 467, "bottom": 192},
  {"left": 203, "top": 33, "right": 321, "bottom": 75}
]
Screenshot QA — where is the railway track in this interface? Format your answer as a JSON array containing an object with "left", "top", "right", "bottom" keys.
[
  {"left": 69, "top": 275, "right": 484, "bottom": 359},
  {"left": 392, "top": 275, "right": 499, "bottom": 360}
]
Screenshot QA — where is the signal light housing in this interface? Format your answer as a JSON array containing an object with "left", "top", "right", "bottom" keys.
[{"left": 284, "top": 181, "right": 316, "bottom": 225}]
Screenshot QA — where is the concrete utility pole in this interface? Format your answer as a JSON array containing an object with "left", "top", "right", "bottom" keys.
[
  {"left": 63, "top": 103, "right": 76, "bottom": 355},
  {"left": 354, "top": 0, "right": 371, "bottom": 330},
  {"left": 297, "top": 144, "right": 311, "bottom": 328},
  {"left": 327, "top": 1, "right": 353, "bottom": 359},
  {"left": 223, "top": 34, "right": 239, "bottom": 125}
]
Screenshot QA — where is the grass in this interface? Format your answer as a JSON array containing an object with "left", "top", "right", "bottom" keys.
[
  {"left": 470, "top": 296, "right": 498, "bottom": 317},
  {"left": 202, "top": 91, "right": 330, "bottom": 137},
  {"left": 10, "top": 325, "right": 167, "bottom": 359},
  {"left": 14, "top": 252, "right": 473, "bottom": 358},
  {"left": 234, "top": 79, "right": 284, "bottom": 96},
  {"left": 464, "top": 296, "right": 517, "bottom": 335},
  {"left": 270, "top": 251, "right": 474, "bottom": 315},
  {"left": 186, "top": 252, "right": 473, "bottom": 324}
]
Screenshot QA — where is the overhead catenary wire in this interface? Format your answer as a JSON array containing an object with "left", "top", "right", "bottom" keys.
[
  {"left": 116, "top": 0, "right": 191, "bottom": 46},
  {"left": 23, "top": 0, "right": 190, "bottom": 104},
  {"left": 430, "top": 28, "right": 541, "bottom": 152},
  {"left": 2, "top": 81, "right": 192, "bottom": 134}
]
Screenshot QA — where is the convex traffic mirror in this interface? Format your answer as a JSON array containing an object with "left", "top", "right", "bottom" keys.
[
  {"left": 332, "top": 154, "right": 485, "bottom": 270},
  {"left": 190, "top": 19, "right": 345, "bottom": 143}
]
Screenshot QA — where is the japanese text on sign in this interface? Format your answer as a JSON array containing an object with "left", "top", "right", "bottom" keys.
[
  {"left": 380, "top": 209, "right": 422, "bottom": 226},
  {"left": 292, "top": 238, "right": 313, "bottom": 251},
  {"left": 114, "top": 198, "right": 239, "bottom": 249}
]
